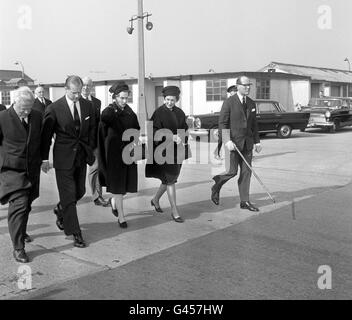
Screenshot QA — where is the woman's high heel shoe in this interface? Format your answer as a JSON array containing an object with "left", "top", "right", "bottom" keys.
[
  {"left": 171, "top": 214, "right": 184, "bottom": 223},
  {"left": 118, "top": 220, "right": 128, "bottom": 228},
  {"left": 151, "top": 199, "right": 163, "bottom": 213},
  {"left": 111, "top": 207, "right": 119, "bottom": 218}
]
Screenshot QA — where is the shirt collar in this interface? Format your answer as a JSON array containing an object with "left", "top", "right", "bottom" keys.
[
  {"left": 82, "top": 94, "right": 92, "bottom": 101},
  {"left": 65, "top": 95, "right": 78, "bottom": 107},
  {"left": 237, "top": 92, "right": 246, "bottom": 102}
]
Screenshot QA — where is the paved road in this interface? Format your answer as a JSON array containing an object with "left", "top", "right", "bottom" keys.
[{"left": 1, "top": 128, "right": 352, "bottom": 299}]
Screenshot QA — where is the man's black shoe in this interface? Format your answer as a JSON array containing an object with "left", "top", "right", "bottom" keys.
[
  {"left": 24, "top": 233, "right": 33, "bottom": 243},
  {"left": 94, "top": 197, "right": 110, "bottom": 207},
  {"left": 56, "top": 218, "right": 64, "bottom": 231},
  {"left": 211, "top": 185, "right": 220, "bottom": 205},
  {"left": 13, "top": 249, "right": 29, "bottom": 263},
  {"left": 240, "top": 201, "right": 259, "bottom": 212},
  {"left": 73, "top": 232, "right": 86, "bottom": 248}
]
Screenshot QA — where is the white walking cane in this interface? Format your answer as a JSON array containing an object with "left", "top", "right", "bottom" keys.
[{"left": 232, "top": 143, "right": 276, "bottom": 203}]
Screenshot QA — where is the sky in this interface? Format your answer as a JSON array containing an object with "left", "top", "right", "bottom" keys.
[{"left": 0, "top": 0, "right": 352, "bottom": 84}]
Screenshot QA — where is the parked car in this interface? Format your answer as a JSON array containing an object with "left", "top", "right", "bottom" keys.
[
  {"left": 187, "top": 100, "right": 310, "bottom": 141},
  {"left": 301, "top": 97, "right": 352, "bottom": 132}
]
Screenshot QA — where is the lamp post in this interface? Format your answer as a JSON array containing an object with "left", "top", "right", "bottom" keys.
[
  {"left": 14, "top": 61, "right": 24, "bottom": 79},
  {"left": 127, "top": 0, "right": 153, "bottom": 133},
  {"left": 344, "top": 58, "right": 350, "bottom": 71}
]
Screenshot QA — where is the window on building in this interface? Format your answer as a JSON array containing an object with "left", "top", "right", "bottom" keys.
[
  {"left": 256, "top": 79, "right": 270, "bottom": 99},
  {"left": 1, "top": 91, "right": 11, "bottom": 106},
  {"left": 206, "top": 79, "right": 227, "bottom": 101},
  {"left": 348, "top": 85, "right": 352, "bottom": 97}
]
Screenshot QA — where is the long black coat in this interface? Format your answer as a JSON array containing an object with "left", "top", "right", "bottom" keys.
[
  {"left": 145, "top": 104, "right": 188, "bottom": 185},
  {"left": 0, "top": 107, "right": 42, "bottom": 204},
  {"left": 98, "top": 103, "right": 140, "bottom": 194}
]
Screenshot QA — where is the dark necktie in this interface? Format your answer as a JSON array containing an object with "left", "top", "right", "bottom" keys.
[
  {"left": 242, "top": 97, "right": 247, "bottom": 115},
  {"left": 22, "top": 118, "right": 29, "bottom": 132},
  {"left": 73, "top": 102, "right": 81, "bottom": 134}
]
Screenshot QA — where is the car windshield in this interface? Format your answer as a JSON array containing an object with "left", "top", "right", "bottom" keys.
[{"left": 309, "top": 99, "right": 342, "bottom": 108}]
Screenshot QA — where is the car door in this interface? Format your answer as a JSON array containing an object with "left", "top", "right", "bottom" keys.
[{"left": 256, "top": 102, "right": 281, "bottom": 131}]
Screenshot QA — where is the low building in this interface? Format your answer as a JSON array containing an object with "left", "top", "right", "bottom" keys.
[
  {"left": 0, "top": 70, "right": 35, "bottom": 106},
  {"left": 260, "top": 62, "right": 352, "bottom": 99}
]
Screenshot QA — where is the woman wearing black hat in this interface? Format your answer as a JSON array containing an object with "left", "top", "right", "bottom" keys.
[
  {"left": 98, "top": 81, "right": 140, "bottom": 228},
  {"left": 146, "top": 86, "right": 189, "bottom": 223}
]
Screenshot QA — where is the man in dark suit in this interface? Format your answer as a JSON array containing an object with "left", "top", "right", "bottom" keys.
[
  {"left": 0, "top": 104, "right": 6, "bottom": 111},
  {"left": 41, "top": 76, "right": 96, "bottom": 248},
  {"left": 0, "top": 87, "right": 42, "bottom": 263},
  {"left": 81, "top": 77, "right": 109, "bottom": 207},
  {"left": 211, "top": 76, "right": 262, "bottom": 211},
  {"left": 32, "top": 86, "right": 52, "bottom": 115}
]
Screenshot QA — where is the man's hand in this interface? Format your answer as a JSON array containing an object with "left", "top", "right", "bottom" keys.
[
  {"left": 255, "top": 143, "right": 262, "bottom": 153},
  {"left": 41, "top": 161, "right": 51, "bottom": 173},
  {"left": 225, "top": 140, "right": 235, "bottom": 151},
  {"left": 173, "top": 134, "right": 182, "bottom": 145}
]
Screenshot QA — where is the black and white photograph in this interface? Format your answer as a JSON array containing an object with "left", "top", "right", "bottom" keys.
[{"left": 0, "top": 0, "right": 351, "bottom": 304}]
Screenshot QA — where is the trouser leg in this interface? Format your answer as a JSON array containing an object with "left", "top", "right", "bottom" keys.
[
  {"left": 238, "top": 149, "right": 253, "bottom": 202},
  {"left": 8, "top": 191, "right": 29, "bottom": 250},
  {"left": 55, "top": 164, "right": 86, "bottom": 236},
  {"left": 212, "top": 150, "right": 239, "bottom": 191},
  {"left": 88, "top": 150, "right": 102, "bottom": 201}
]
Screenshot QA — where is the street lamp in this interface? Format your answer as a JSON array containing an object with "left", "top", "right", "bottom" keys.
[
  {"left": 344, "top": 58, "right": 350, "bottom": 71},
  {"left": 14, "top": 61, "right": 24, "bottom": 79},
  {"left": 127, "top": 0, "right": 154, "bottom": 132}
]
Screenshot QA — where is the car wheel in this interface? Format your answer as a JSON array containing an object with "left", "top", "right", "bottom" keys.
[
  {"left": 328, "top": 120, "right": 340, "bottom": 133},
  {"left": 300, "top": 128, "right": 306, "bottom": 132},
  {"left": 277, "top": 124, "right": 292, "bottom": 138}
]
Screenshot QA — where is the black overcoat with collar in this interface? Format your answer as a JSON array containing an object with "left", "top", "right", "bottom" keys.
[{"left": 0, "top": 106, "right": 42, "bottom": 204}]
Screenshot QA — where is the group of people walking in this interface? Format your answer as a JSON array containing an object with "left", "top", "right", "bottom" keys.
[{"left": 0, "top": 75, "right": 261, "bottom": 264}]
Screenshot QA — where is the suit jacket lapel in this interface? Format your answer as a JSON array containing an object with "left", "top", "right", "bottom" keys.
[
  {"left": 9, "top": 106, "right": 27, "bottom": 136},
  {"left": 60, "top": 97, "right": 77, "bottom": 135},
  {"left": 234, "top": 94, "right": 247, "bottom": 119},
  {"left": 79, "top": 99, "right": 88, "bottom": 137}
]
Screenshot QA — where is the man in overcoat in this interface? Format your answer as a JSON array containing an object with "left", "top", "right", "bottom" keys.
[{"left": 0, "top": 87, "right": 42, "bottom": 263}]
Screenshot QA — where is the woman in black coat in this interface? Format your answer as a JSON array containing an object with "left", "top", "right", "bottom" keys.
[
  {"left": 99, "top": 81, "right": 140, "bottom": 228},
  {"left": 146, "top": 86, "right": 189, "bottom": 223}
]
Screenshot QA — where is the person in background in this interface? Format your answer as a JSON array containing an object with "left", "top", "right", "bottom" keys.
[
  {"left": 98, "top": 81, "right": 140, "bottom": 228},
  {"left": 41, "top": 75, "right": 96, "bottom": 248},
  {"left": 0, "top": 87, "right": 42, "bottom": 263},
  {"left": 146, "top": 86, "right": 189, "bottom": 223},
  {"left": 32, "top": 86, "right": 52, "bottom": 115},
  {"left": 81, "top": 77, "right": 109, "bottom": 207}
]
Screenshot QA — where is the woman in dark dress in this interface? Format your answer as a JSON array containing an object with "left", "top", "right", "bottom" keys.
[
  {"left": 146, "top": 86, "right": 189, "bottom": 223},
  {"left": 99, "top": 81, "right": 140, "bottom": 228}
]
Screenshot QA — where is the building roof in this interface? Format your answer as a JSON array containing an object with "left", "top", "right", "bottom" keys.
[
  {"left": 5, "top": 78, "right": 28, "bottom": 85},
  {"left": 259, "top": 62, "right": 352, "bottom": 83},
  {"left": 0, "top": 70, "right": 34, "bottom": 82}
]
